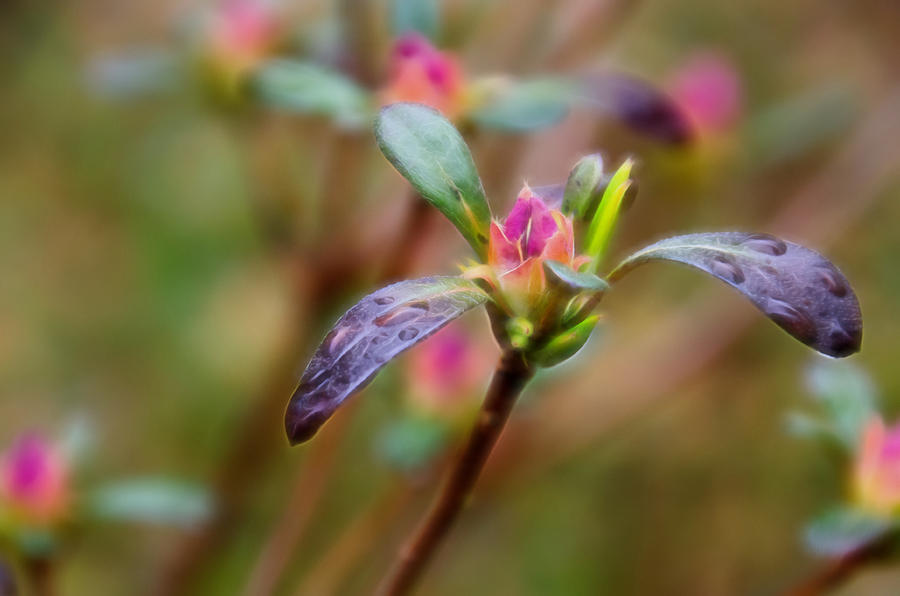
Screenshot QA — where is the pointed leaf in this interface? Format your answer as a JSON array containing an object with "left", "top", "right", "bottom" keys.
[
  {"left": 609, "top": 232, "right": 862, "bottom": 357},
  {"left": 375, "top": 103, "right": 492, "bottom": 259},
  {"left": 285, "top": 277, "right": 488, "bottom": 444},
  {"left": 585, "top": 159, "right": 634, "bottom": 272},
  {"left": 577, "top": 73, "right": 693, "bottom": 145},
  {"left": 250, "top": 60, "right": 372, "bottom": 128},
  {"left": 469, "top": 78, "right": 573, "bottom": 132},
  {"left": 805, "top": 507, "right": 894, "bottom": 557},
  {"left": 544, "top": 260, "right": 609, "bottom": 293}
]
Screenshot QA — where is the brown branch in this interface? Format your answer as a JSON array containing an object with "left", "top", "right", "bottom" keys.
[
  {"left": 784, "top": 534, "right": 896, "bottom": 596},
  {"left": 22, "top": 556, "right": 54, "bottom": 596},
  {"left": 292, "top": 484, "right": 415, "bottom": 596},
  {"left": 240, "top": 400, "right": 358, "bottom": 596},
  {"left": 375, "top": 350, "right": 535, "bottom": 596}
]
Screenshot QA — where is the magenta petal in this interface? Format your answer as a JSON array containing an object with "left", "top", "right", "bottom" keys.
[
  {"left": 524, "top": 203, "right": 558, "bottom": 258},
  {"left": 393, "top": 33, "right": 429, "bottom": 60},
  {"left": 503, "top": 196, "right": 532, "bottom": 241},
  {"left": 6, "top": 435, "right": 50, "bottom": 498}
]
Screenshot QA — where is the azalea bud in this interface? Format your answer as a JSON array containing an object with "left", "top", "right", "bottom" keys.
[
  {"left": 562, "top": 154, "right": 604, "bottom": 219},
  {"left": 486, "top": 186, "right": 576, "bottom": 315},
  {"left": 406, "top": 326, "right": 492, "bottom": 417},
  {"left": 380, "top": 33, "right": 467, "bottom": 120},
  {"left": 854, "top": 416, "right": 900, "bottom": 514},
  {"left": 0, "top": 434, "right": 70, "bottom": 525},
  {"left": 668, "top": 53, "right": 742, "bottom": 135},
  {"left": 200, "top": 0, "right": 283, "bottom": 99}
]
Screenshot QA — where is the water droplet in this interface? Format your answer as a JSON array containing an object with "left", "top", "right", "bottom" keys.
[
  {"left": 325, "top": 326, "right": 353, "bottom": 355},
  {"left": 765, "top": 298, "right": 816, "bottom": 343},
  {"left": 827, "top": 323, "right": 858, "bottom": 357},
  {"left": 374, "top": 296, "right": 395, "bottom": 306},
  {"left": 374, "top": 306, "right": 424, "bottom": 327},
  {"left": 743, "top": 233, "right": 787, "bottom": 256},
  {"left": 398, "top": 327, "right": 419, "bottom": 341},
  {"left": 817, "top": 267, "right": 847, "bottom": 298},
  {"left": 710, "top": 255, "right": 745, "bottom": 284}
]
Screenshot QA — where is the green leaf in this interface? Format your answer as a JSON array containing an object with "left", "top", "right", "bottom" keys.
[
  {"left": 544, "top": 260, "right": 609, "bottom": 293},
  {"left": 391, "top": 0, "right": 440, "bottom": 39},
  {"left": 375, "top": 103, "right": 492, "bottom": 258},
  {"left": 250, "top": 60, "right": 372, "bottom": 128},
  {"left": 532, "top": 315, "right": 600, "bottom": 367},
  {"left": 805, "top": 360, "right": 877, "bottom": 450},
  {"left": 469, "top": 78, "right": 573, "bottom": 132},
  {"left": 562, "top": 154, "right": 605, "bottom": 218},
  {"left": 87, "top": 479, "right": 213, "bottom": 527},
  {"left": 377, "top": 416, "right": 450, "bottom": 471},
  {"left": 285, "top": 277, "right": 488, "bottom": 444},
  {"left": 805, "top": 507, "right": 894, "bottom": 557},
  {"left": 609, "top": 232, "right": 863, "bottom": 358},
  {"left": 584, "top": 159, "right": 633, "bottom": 271}
]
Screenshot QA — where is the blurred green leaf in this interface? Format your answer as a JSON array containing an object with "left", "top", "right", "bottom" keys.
[
  {"left": 377, "top": 416, "right": 450, "bottom": 471},
  {"left": 391, "top": 0, "right": 440, "bottom": 39},
  {"left": 87, "top": 479, "right": 213, "bottom": 527},
  {"left": 805, "top": 507, "right": 894, "bottom": 557},
  {"left": 375, "top": 103, "right": 492, "bottom": 258},
  {"left": 470, "top": 78, "right": 573, "bottom": 132},
  {"left": 87, "top": 50, "right": 180, "bottom": 99},
  {"left": 748, "top": 85, "right": 857, "bottom": 167},
  {"left": 804, "top": 360, "right": 877, "bottom": 450},
  {"left": 250, "top": 60, "right": 372, "bottom": 128}
]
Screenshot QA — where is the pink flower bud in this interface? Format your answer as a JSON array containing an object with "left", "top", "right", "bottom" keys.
[
  {"left": 668, "top": 53, "right": 741, "bottom": 135},
  {"left": 487, "top": 186, "right": 575, "bottom": 312},
  {"left": 855, "top": 416, "right": 900, "bottom": 514},
  {"left": 206, "top": 0, "right": 280, "bottom": 74},
  {"left": 380, "top": 34, "right": 466, "bottom": 119},
  {"left": 0, "top": 433, "right": 70, "bottom": 524},
  {"left": 406, "top": 326, "right": 492, "bottom": 416}
]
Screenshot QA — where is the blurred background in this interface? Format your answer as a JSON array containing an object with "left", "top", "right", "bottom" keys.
[{"left": 1, "top": 0, "right": 899, "bottom": 594}]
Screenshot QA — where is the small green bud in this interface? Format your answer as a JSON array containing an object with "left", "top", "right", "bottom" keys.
[
  {"left": 562, "top": 153, "right": 605, "bottom": 218},
  {"left": 506, "top": 317, "right": 534, "bottom": 350},
  {"left": 532, "top": 315, "right": 600, "bottom": 367}
]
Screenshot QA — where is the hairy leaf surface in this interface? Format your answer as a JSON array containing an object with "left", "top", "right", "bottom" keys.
[
  {"left": 609, "top": 232, "right": 862, "bottom": 357},
  {"left": 285, "top": 277, "right": 488, "bottom": 444}
]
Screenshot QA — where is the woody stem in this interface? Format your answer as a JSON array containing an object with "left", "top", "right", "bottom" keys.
[{"left": 375, "top": 349, "right": 534, "bottom": 596}]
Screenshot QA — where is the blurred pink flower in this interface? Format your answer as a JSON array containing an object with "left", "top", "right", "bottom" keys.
[
  {"left": 487, "top": 186, "right": 577, "bottom": 312},
  {"left": 855, "top": 416, "right": 900, "bottom": 514},
  {"left": 668, "top": 53, "right": 741, "bottom": 134},
  {"left": 380, "top": 33, "right": 467, "bottom": 119},
  {"left": 206, "top": 0, "right": 281, "bottom": 74},
  {"left": 407, "top": 326, "right": 490, "bottom": 415},
  {"left": 0, "top": 433, "right": 70, "bottom": 523}
]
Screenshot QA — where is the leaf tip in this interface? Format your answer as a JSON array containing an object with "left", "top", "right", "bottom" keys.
[{"left": 284, "top": 393, "right": 329, "bottom": 446}]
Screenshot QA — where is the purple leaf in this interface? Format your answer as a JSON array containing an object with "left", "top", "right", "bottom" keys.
[
  {"left": 610, "top": 232, "right": 862, "bottom": 357},
  {"left": 285, "top": 277, "right": 488, "bottom": 444}
]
